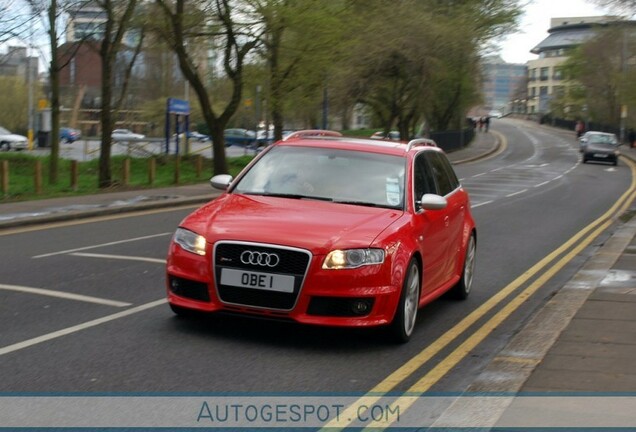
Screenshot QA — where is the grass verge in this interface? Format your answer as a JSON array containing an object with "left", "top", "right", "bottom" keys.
[{"left": 0, "top": 153, "right": 254, "bottom": 202}]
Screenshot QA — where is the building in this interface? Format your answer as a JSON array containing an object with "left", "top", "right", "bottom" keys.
[
  {"left": 0, "top": 46, "right": 39, "bottom": 80},
  {"left": 526, "top": 16, "right": 619, "bottom": 115},
  {"left": 481, "top": 56, "right": 527, "bottom": 115},
  {"left": 66, "top": 1, "right": 107, "bottom": 42}
]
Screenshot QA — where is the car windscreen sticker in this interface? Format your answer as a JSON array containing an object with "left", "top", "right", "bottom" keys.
[{"left": 386, "top": 177, "right": 401, "bottom": 206}]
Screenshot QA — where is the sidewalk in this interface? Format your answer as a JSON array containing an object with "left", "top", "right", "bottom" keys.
[
  {"left": 0, "top": 131, "right": 500, "bottom": 230},
  {"left": 511, "top": 121, "right": 636, "bottom": 394}
]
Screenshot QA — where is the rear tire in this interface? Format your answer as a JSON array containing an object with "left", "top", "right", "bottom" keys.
[
  {"left": 388, "top": 259, "right": 420, "bottom": 343},
  {"left": 451, "top": 234, "right": 476, "bottom": 300}
]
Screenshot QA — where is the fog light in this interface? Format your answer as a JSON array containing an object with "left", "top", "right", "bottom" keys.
[
  {"left": 351, "top": 300, "right": 371, "bottom": 315},
  {"left": 171, "top": 278, "right": 180, "bottom": 290}
]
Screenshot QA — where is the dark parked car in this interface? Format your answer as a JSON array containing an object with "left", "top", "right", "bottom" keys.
[
  {"left": 224, "top": 128, "right": 256, "bottom": 147},
  {"left": 579, "top": 131, "right": 620, "bottom": 166}
]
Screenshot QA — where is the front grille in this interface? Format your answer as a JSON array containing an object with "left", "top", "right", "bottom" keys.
[{"left": 214, "top": 242, "right": 311, "bottom": 310}]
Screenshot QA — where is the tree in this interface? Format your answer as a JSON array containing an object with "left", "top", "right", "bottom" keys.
[
  {"left": 0, "top": 76, "right": 29, "bottom": 131},
  {"left": 154, "top": 0, "right": 258, "bottom": 176},
  {"left": 244, "top": 0, "right": 346, "bottom": 140},
  {"left": 559, "top": 25, "right": 636, "bottom": 127},
  {"left": 592, "top": 0, "right": 636, "bottom": 13},
  {"left": 95, "top": 0, "right": 145, "bottom": 188},
  {"left": 331, "top": 0, "right": 520, "bottom": 137}
]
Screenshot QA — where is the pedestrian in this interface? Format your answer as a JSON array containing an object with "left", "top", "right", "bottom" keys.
[
  {"left": 628, "top": 128, "right": 636, "bottom": 148},
  {"left": 484, "top": 116, "right": 490, "bottom": 132},
  {"left": 575, "top": 120, "right": 585, "bottom": 139}
]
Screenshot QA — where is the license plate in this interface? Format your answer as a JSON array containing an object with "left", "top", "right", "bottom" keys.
[
  {"left": 593, "top": 153, "right": 608, "bottom": 158},
  {"left": 220, "top": 268, "right": 295, "bottom": 293}
]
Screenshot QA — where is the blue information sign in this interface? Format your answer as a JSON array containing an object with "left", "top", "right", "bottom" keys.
[{"left": 167, "top": 98, "right": 190, "bottom": 115}]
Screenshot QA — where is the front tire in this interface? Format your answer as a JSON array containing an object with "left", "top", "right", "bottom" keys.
[
  {"left": 169, "top": 303, "right": 196, "bottom": 318},
  {"left": 451, "top": 234, "right": 476, "bottom": 300},
  {"left": 388, "top": 259, "right": 421, "bottom": 343}
]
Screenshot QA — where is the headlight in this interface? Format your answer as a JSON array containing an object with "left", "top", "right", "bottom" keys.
[
  {"left": 173, "top": 228, "right": 207, "bottom": 256},
  {"left": 322, "top": 248, "right": 385, "bottom": 269}
]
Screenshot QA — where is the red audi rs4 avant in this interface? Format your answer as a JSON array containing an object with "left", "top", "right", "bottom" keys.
[{"left": 166, "top": 130, "right": 476, "bottom": 342}]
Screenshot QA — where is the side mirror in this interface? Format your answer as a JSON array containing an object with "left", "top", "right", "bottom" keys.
[
  {"left": 210, "top": 174, "right": 233, "bottom": 191},
  {"left": 419, "top": 194, "right": 447, "bottom": 211}
]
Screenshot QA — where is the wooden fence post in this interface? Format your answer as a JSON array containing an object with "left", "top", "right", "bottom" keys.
[
  {"left": 70, "top": 160, "right": 79, "bottom": 191},
  {"left": 122, "top": 158, "right": 130, "bottom": 186},
  {"left": 174, "top": 155, "right": 181, "bottom": 185},
  {"left": 1, "top": 160, "right": 8, "bottom": 197},
  {"left": 34, "top": 160, "right": 42, "bottom": 195},
  {"left": 195, "top": 154, "right": 203, "bottom": 178},
  {"left": 148, "top": 158, "right": 156, "bottom": 185}
]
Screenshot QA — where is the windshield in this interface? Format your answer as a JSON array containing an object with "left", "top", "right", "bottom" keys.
[
  {"left": 589, "top": 134, "right": 618, "bottom": 145},
  {"left": 0, "top": 127, "right": 10, "bottom": 134},
  {"left": 233, "top": 146, "right": 406, "bottom": 209}
]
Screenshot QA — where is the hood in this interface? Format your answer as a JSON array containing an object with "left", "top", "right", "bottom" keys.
[{"left": 181, "top": 193, "right": 405, "bottom": 255}]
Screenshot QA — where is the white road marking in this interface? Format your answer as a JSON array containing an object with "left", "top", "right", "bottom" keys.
[
  {"left": 70, "top": 252, "right": 166, "bottom": 264},
  {"left": 32, "top": 233, "right": 172, "bottom": 259},
  {"left": 0, "top": 299, "right": 167, "bottom": 357},
  {"left": 0, "top": 284, "right": 131, "bottom": 307},
  {"left": 471, "top": 201, "right": 493, "bottom": 208},
  {"left": 506, "top": 189, "right": 528, "bottom": 198}
]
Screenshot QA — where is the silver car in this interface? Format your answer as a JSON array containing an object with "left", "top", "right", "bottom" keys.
[
  {"left": 111, "top": 129, "right": 145, "bottom": 142},
  {"left": 0, "top": 127, "right": 28, "bottom": 151},
  {"left": 579, "top": 131, "right": 620, "bottom": 166}
]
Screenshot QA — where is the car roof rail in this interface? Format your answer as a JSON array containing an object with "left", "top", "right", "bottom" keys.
[
  {"left": 405, "top": 138, "right": 437, "bottom": 151},
  {"left": 282, "top": 129, "right": 343, "bottom": 141}
]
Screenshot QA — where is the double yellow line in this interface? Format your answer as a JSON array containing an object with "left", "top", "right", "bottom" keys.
[{"left": 325, "top": 156, "right": 636, "bottom": 430}]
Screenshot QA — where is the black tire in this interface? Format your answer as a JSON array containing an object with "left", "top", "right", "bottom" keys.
[
  {"left": 451, "top": 234, "right": 476, "bottom": 300},
  {"left": 388, "top": 259, "right": 421, "bottom": 343},
  {"left": 0, "top": 142, "right": 10, "bottom": 151}
]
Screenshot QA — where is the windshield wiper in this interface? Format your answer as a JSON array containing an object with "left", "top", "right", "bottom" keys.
[
  {"left": 333, "top": 200, "right": 390, "bottom": 208},
  {"left": 245, "top": 192, "right": 333, "bottom": 201}
]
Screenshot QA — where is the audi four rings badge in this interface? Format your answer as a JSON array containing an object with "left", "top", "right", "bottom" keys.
[{"left": 240, "top": 251, "right": 280, "bottom": 267}]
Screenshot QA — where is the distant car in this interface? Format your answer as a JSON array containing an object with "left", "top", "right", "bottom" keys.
[
  {"left": 166, "top": 130, "right": 477, "bottom": 343},
  {"left": 60, "top": 127, "right": 81, "bottom": 144},
  {"left": 488, "top": 110, "right": 503, "bottom": 119},
  {"left": 111, "top": 129, "right": 145, "bottom": 142},
  {"left": 0, "top": 126, "right": 28, "bottom": 151},
  {"left": 580, "top": 131, "right": 620, "bottom": 165},
  {"left": 176, "top": 131, "right": 209, "bottom": 142},
  {"left": 224, "top": 128, "right": 256, "bottom": 147},
  {"left": 370, "top": 131, "right": 401, "bottom": 141},
  {"left": 256, "top": 129, "right": 274, "bottom": 146}
]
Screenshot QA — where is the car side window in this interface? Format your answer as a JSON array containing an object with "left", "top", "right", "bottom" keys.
[
  {"left": 413, "top": 153, "right": 437, "bottom": 206},
  {"left": 436, "top": 153, "right": 459, "bottom": 191},
  {"left": 427, "top": 152, "right": 457, "bottom": 196}
]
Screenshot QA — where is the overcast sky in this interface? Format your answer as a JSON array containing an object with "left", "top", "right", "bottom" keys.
[{"left": 497, "top": 0, "right": 611, "bottom": 64}]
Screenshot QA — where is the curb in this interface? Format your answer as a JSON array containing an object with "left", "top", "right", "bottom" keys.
[
  {"left": 0, "top": 195, "right": 216, "bottom": 230},
  {"left": 452, "top": 132, "right": 501, "bottom": 165}
]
